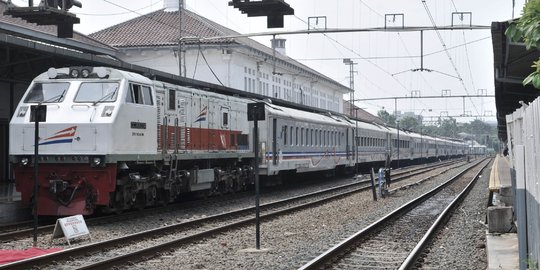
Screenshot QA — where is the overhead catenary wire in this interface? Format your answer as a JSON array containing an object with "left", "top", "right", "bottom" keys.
[
  {"left": 293, "top": 36, "right": 491, "bottom": 61},
  {"left": 199, "top": 44, "right": 224, "bottom": 86},
  {"left": 293, "top": 15, "right": 411, "bottom": 97},
  {"left": 356, "top": 0, "right": 432, "bottom": 107},
  {"left": 421, "top": 0, "right": 480, "bottom": 115},
  {"left": 449, "top": 0, "right": 478, "bottom": 111}
]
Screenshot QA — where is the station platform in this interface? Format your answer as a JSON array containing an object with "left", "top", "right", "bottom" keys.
[
  {"left": 0, "top": 182, "right": 31, "bottom": 224},
  {"left": 486, "top": 155, "right": 519, "bottom": 270}
]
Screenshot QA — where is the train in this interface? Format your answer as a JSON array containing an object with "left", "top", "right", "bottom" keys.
[{"left": 9, "top": 67, "right": 468, "bottom": 216}]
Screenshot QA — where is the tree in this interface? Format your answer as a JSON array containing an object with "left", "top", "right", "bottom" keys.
[
  {"left": 399, "top": 116, "right": 421, "bottom": 132},
  {"left": 377, "top": 110, "right": 396, "bottom": 126},
  {"left": 506, "top": 0, "right": 540, "bottom": 88},
  {"left": 439, "top": 117, "right": 458, "bottom": 138}
]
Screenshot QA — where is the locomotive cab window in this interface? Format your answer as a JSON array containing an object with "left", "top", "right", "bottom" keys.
[
  {"left": 127, "top": 84, "right": 153, "bottom": 105},
  {"left": 25, "top": 82, "right": 70, "bottom": 103},
  {"left": 75, "top": 82, "right": 119, "bottom": 103}
]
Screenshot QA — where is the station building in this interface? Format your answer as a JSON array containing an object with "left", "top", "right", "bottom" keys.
[{"left": 89, "top": 0, "right": 350, "bottom": 113}]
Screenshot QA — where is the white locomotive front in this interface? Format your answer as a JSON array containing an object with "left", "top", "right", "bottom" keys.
[{"left": 10, "top": 67, "right": 160, "bottom": 215}]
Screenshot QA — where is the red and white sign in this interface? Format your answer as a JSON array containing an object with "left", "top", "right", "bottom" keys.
[{"left": 51, "top": 215, "right": 90, "bottom": 245}]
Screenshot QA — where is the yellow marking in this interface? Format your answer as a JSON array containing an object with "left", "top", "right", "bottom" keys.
[{"left": 489, "top": 155, "right": 501, "bottom": 192}]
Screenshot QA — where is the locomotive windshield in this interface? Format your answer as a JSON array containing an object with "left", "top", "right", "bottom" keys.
[
  {"left": 24, "top": 82, "right": 69, "bottom": 103},
  {"left": 75, "top": 82, "right": 119, "bottom": 103}
]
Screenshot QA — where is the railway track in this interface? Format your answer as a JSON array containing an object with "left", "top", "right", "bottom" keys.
[
  {"left": 0, "top": 158, "right": 463, "bottom": 242},
  {"left": 0, "top": 159, "right": 471, "bottom": 269},
  {"left": 0, "top": 159, "right": 453, "bottom": 236},
  {"left": 298, "top": 158, "right": 489, "bottom": 269}
]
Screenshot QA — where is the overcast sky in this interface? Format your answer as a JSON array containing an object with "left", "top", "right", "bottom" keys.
[{"left": 11, "top": 0, "right": 526, "bottom": 122}]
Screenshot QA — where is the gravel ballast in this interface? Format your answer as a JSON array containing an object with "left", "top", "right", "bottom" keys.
[
  {"left": 128, "top": 160, "right": 488, "bottom": 270},
  {"left": 2, "top": 159, "right": 490, "bottom": 270}
]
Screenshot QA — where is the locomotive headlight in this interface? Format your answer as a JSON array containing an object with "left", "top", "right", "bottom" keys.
[
  {"left": 17, "top": 106, "right": 28, "bottom": 117},
  {"left": 92, "top": 157, "right": 101, "bottom": 166},
  {"left": 47, "top": 68, "right": 58, "bottom": 79},
  {"left": 20, "top": 157, "right": 29, "bottom": 166},
  {"left": 94, "top": 67, "right": 109, "bottom": 78},
  {"left": 101, "top": 106, "right": 115, "bottom": 117},
  {"left": 81, "top": 68, "right": 90, "bottom": 78},
  {"left": 70, "top": 69, "right": 80, "bottom": 78}
]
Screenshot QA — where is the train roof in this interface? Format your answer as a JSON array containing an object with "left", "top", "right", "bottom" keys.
[
  {"left": 263, "top": 101, "right": 349, "bottom": 127},
  {"left": 34, "top": 67, "right": 152, "bottom": 84}
]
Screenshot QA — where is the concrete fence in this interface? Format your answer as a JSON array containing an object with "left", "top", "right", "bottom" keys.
[{"left": 506, "top": 101, "right": 540, "bottom": 270}]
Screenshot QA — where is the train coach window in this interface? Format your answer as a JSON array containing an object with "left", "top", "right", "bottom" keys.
[
  {"left": 282, "top": 126, "right": 287, "bottom": 145},
  {"left": 25, "top": 82, "right": 70, "bottom": 103},
  {"left": 290, "top": 126, "right": 293, "bottom": 146},
  {"left": 296, "top": 127, "right": 299, "bottom": 146},
  {"left": 75, "top": 82, "right": 118, "bottom": 103}
]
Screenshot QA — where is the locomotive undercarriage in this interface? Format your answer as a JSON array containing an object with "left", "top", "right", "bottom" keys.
[{"left": 104, "top": 158, "right": 254, "bottom": 213}]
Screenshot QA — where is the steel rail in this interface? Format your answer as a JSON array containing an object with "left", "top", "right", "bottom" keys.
[
  {"left": 298, "top": 158, "right": 487, "bottom": 270},
  {"left": 0, "top": 160, "right": 468, "bottom": 269},
  {"left": 398, "top": 159, "right": 490, "bottom": 269},
  {"left": 0, "top": 159, "right": 459, "bottom": 242}
]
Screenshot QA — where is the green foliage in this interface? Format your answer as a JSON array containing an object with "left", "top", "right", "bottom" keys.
[
  {"left": 375, "top": 109, "right": 499, "bottom": 149},
  {"left": 399, "top": 116, "right": 421, "bottom": 132},
  {"left": 525, "top": 257, "right": 539, "bottom": 270},
  {"left": 439, "top": 117, "right": 458, "bottom": 137},
  {"left": 377, "top": 110, "right": 396, "bottom": 126},
  {"left": 506, "top": 0, "right": 540, "bottom": 88}
]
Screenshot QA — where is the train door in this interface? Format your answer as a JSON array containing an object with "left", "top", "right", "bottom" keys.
[
  {"left": 346, "top": 128, "right": 350, "bottom": 160},
  {"left": 272, "top": 118, "right": 278, "bottom": 165},
  {"left": 177, "top": 96, "right": 187, "bottom": 152},
  {"left": 385, "top": 132, "right": 392, "bottom": 167},
  {"left": 219, "top": 106, "right": 230, "bottom": 150},
  {"left": 190, "top": 93, "right": 209, "bottom": 151}
]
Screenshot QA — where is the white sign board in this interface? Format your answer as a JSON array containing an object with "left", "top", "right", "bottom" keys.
[{"left": 51, "top": 214, "right": 91, "bottom": 245}]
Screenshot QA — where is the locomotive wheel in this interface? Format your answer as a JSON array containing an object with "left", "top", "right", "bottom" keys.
[
  {"left": 160, "top": 190, "right": 171, "bottom": 206},
  {"left": 114, "top": 205, "right": 123, "bottom": 215},
  {"left": 109, "top": 191, "right": 125, "bottom": 214},
  {"left": 135, "top": 193, "right": 146, "bottom": 211}
]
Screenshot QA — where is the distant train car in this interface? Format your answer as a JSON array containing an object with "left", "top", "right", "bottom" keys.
[{"left": 9, "top": 67, "right": 466, "bottom": 216}]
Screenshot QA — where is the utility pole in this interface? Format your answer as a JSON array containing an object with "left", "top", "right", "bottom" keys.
[
  {"left": 343, "top": 58, "right": 357, "bottom": 116},
  {"left": 178, "top": 0, "right": 183, "bottom": 77}
]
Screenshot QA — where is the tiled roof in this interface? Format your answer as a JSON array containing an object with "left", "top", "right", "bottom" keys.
[
  {"left": 0, "top": 1, "right": 115, "bottom": 51},
  {"left": 343, "top": 100, "right": 385, "bottom": 125},
  {"left": 89, "top": 9, "right": 237, "bottom": 47},
  {"left": 89, "top": 8, "right": 348, "bottom": 91}
]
